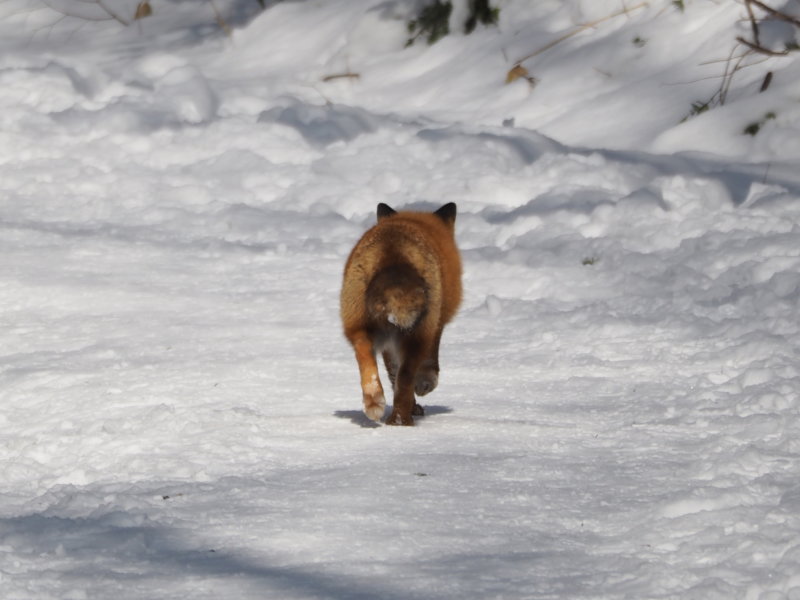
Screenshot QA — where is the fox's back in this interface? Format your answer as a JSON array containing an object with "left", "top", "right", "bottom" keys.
[{"left": 342, "top": 210, "right": 461, "bottom": 327}]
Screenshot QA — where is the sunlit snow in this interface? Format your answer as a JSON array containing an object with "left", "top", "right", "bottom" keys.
[{"left": 2, "top": 1, "right": 800, "bottom": 599}]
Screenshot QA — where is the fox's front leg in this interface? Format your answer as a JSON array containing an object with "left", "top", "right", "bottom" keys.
[{"left": 349, "top": 331, "right": 386, "bottom": 422}]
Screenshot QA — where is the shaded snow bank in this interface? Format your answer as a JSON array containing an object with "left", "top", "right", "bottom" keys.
[{"left": 215, "top": 0, "right": 800, "bottom": 159}]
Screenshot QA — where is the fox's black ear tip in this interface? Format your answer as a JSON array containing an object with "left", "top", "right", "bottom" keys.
[
  {"left": 377, "top": 203, "right": 397, "bottom": 220},
  {"left": 435, "top": 202, "right": 457, "bottom": 223}
]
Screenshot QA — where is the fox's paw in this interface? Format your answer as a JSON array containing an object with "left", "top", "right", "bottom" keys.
[
  {"left": 414, "top": 368, "right": 438, "bottom": 397},
  {"left": 412, "top": 403, "right": 425, "bottom": 416},
  {"left": 385, "top": 410, "right": 414, "bottom": 426},
  {"left": 363, "top": 392, "right": 386, "bottom": 422}
]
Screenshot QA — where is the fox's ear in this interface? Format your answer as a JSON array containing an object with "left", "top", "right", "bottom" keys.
[
  {"left": 377, "top": 203, "right": 397, "bottom": 220},
  {"left": 434, "top": 202, "right": 457, "bottom": 225}
]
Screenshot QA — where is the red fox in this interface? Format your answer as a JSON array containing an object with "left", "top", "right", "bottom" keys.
[{"left": 340, "top": 203, "right": 462, "bottom": 425}]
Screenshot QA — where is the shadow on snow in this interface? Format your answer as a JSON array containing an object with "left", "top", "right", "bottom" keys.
[
  {"left": 333, "top": 405, "right": 454, "bottom": 428},
  {"left": 0, "top": 510, "right": 418, "bottom": 600}
]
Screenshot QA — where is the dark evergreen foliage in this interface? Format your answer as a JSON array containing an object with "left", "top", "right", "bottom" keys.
[{"left": 408, "top": 0, "right": 498, "bottom": 46}]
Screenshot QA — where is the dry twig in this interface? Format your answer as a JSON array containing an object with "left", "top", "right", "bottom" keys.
[
  {"left": 735, "top": 35, "right": 788, "bottom": 56},
  {"left": 506, "top": 1, "right": 649, "bottom": 82},
  {"left": 208, "top": 0, "right": 232, "bottom": 35},
  {"left": 747, "top": 0, "right": 800, "bottom": 28},
  {"left": 321, "top": 73, "right": 361, "bottom": 83}
]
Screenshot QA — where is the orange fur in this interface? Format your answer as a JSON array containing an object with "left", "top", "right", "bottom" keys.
[{"left": 340, "top": 203, "right": 462, "bottom": 425}]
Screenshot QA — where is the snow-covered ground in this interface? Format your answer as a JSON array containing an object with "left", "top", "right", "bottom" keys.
[{"left": 2, "top": 0, "right": 800, "bottom": 598}]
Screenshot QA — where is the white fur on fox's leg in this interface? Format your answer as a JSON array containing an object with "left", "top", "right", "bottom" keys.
[
  {"left": 363, "top": 391, "right": 386, "bottom": 421},
  {"left": 362, "top": 374, "right": 385, "bottom": 421},
  {"left": 364, "top": 373, "right": 380, "bottom": 396}
]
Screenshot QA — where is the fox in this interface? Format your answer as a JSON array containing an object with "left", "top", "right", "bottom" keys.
[{"left": 340, "top": 202, "right": 462, "bottom": 426}]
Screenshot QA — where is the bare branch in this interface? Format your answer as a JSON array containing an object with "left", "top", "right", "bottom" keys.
[
  {"left": 321, "top": 73, "right": 361, "bottom": 83},
  {"left": 509, "top": 2, "right": 649, "bottom": 69},
  {"left": 748, "top": 0, "right": 800, "bottom": 28},
  {"left": 208, "top": 0, "right": 232, "bottom": 35},
  {"left": 744, "top": 0, "right": 760, "bottom": 47},
  {"left": 735, "top": 35, "right": 789, "bottom": 56}
]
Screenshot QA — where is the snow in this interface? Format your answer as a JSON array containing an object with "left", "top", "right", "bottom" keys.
[{"left": 1, "top": 0, "right": 800, "bottom": 598}]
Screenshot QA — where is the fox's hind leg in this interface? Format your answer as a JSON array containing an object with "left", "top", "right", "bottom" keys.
[
  {"left": 348, "top": 330, "right": 386, "bottom": 422},
  {"left": 382, "top": 348, "right": 398, "bottom": 389},
  {"left": 385, "top": 337, "right": 432, "bottom": 426},
  {"left": 414, "top": 327, "right": 443, "bottom": 397},
  {"left": 385, "top": 345, "right": 424, "bottom": 417}
]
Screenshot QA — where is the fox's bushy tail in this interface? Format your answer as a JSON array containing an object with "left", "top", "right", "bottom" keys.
[{"left": 365, "top": 264, "right": 428, "bottom": 331}]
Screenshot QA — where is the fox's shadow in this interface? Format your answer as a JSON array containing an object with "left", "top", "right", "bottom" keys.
[{"left": 333, "top": 405, "right": 453, "bottom": 428}]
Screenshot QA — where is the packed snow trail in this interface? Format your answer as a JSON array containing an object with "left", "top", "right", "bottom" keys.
[{"left": 2, "top": 1, "right": 800, "bottom": 599}]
